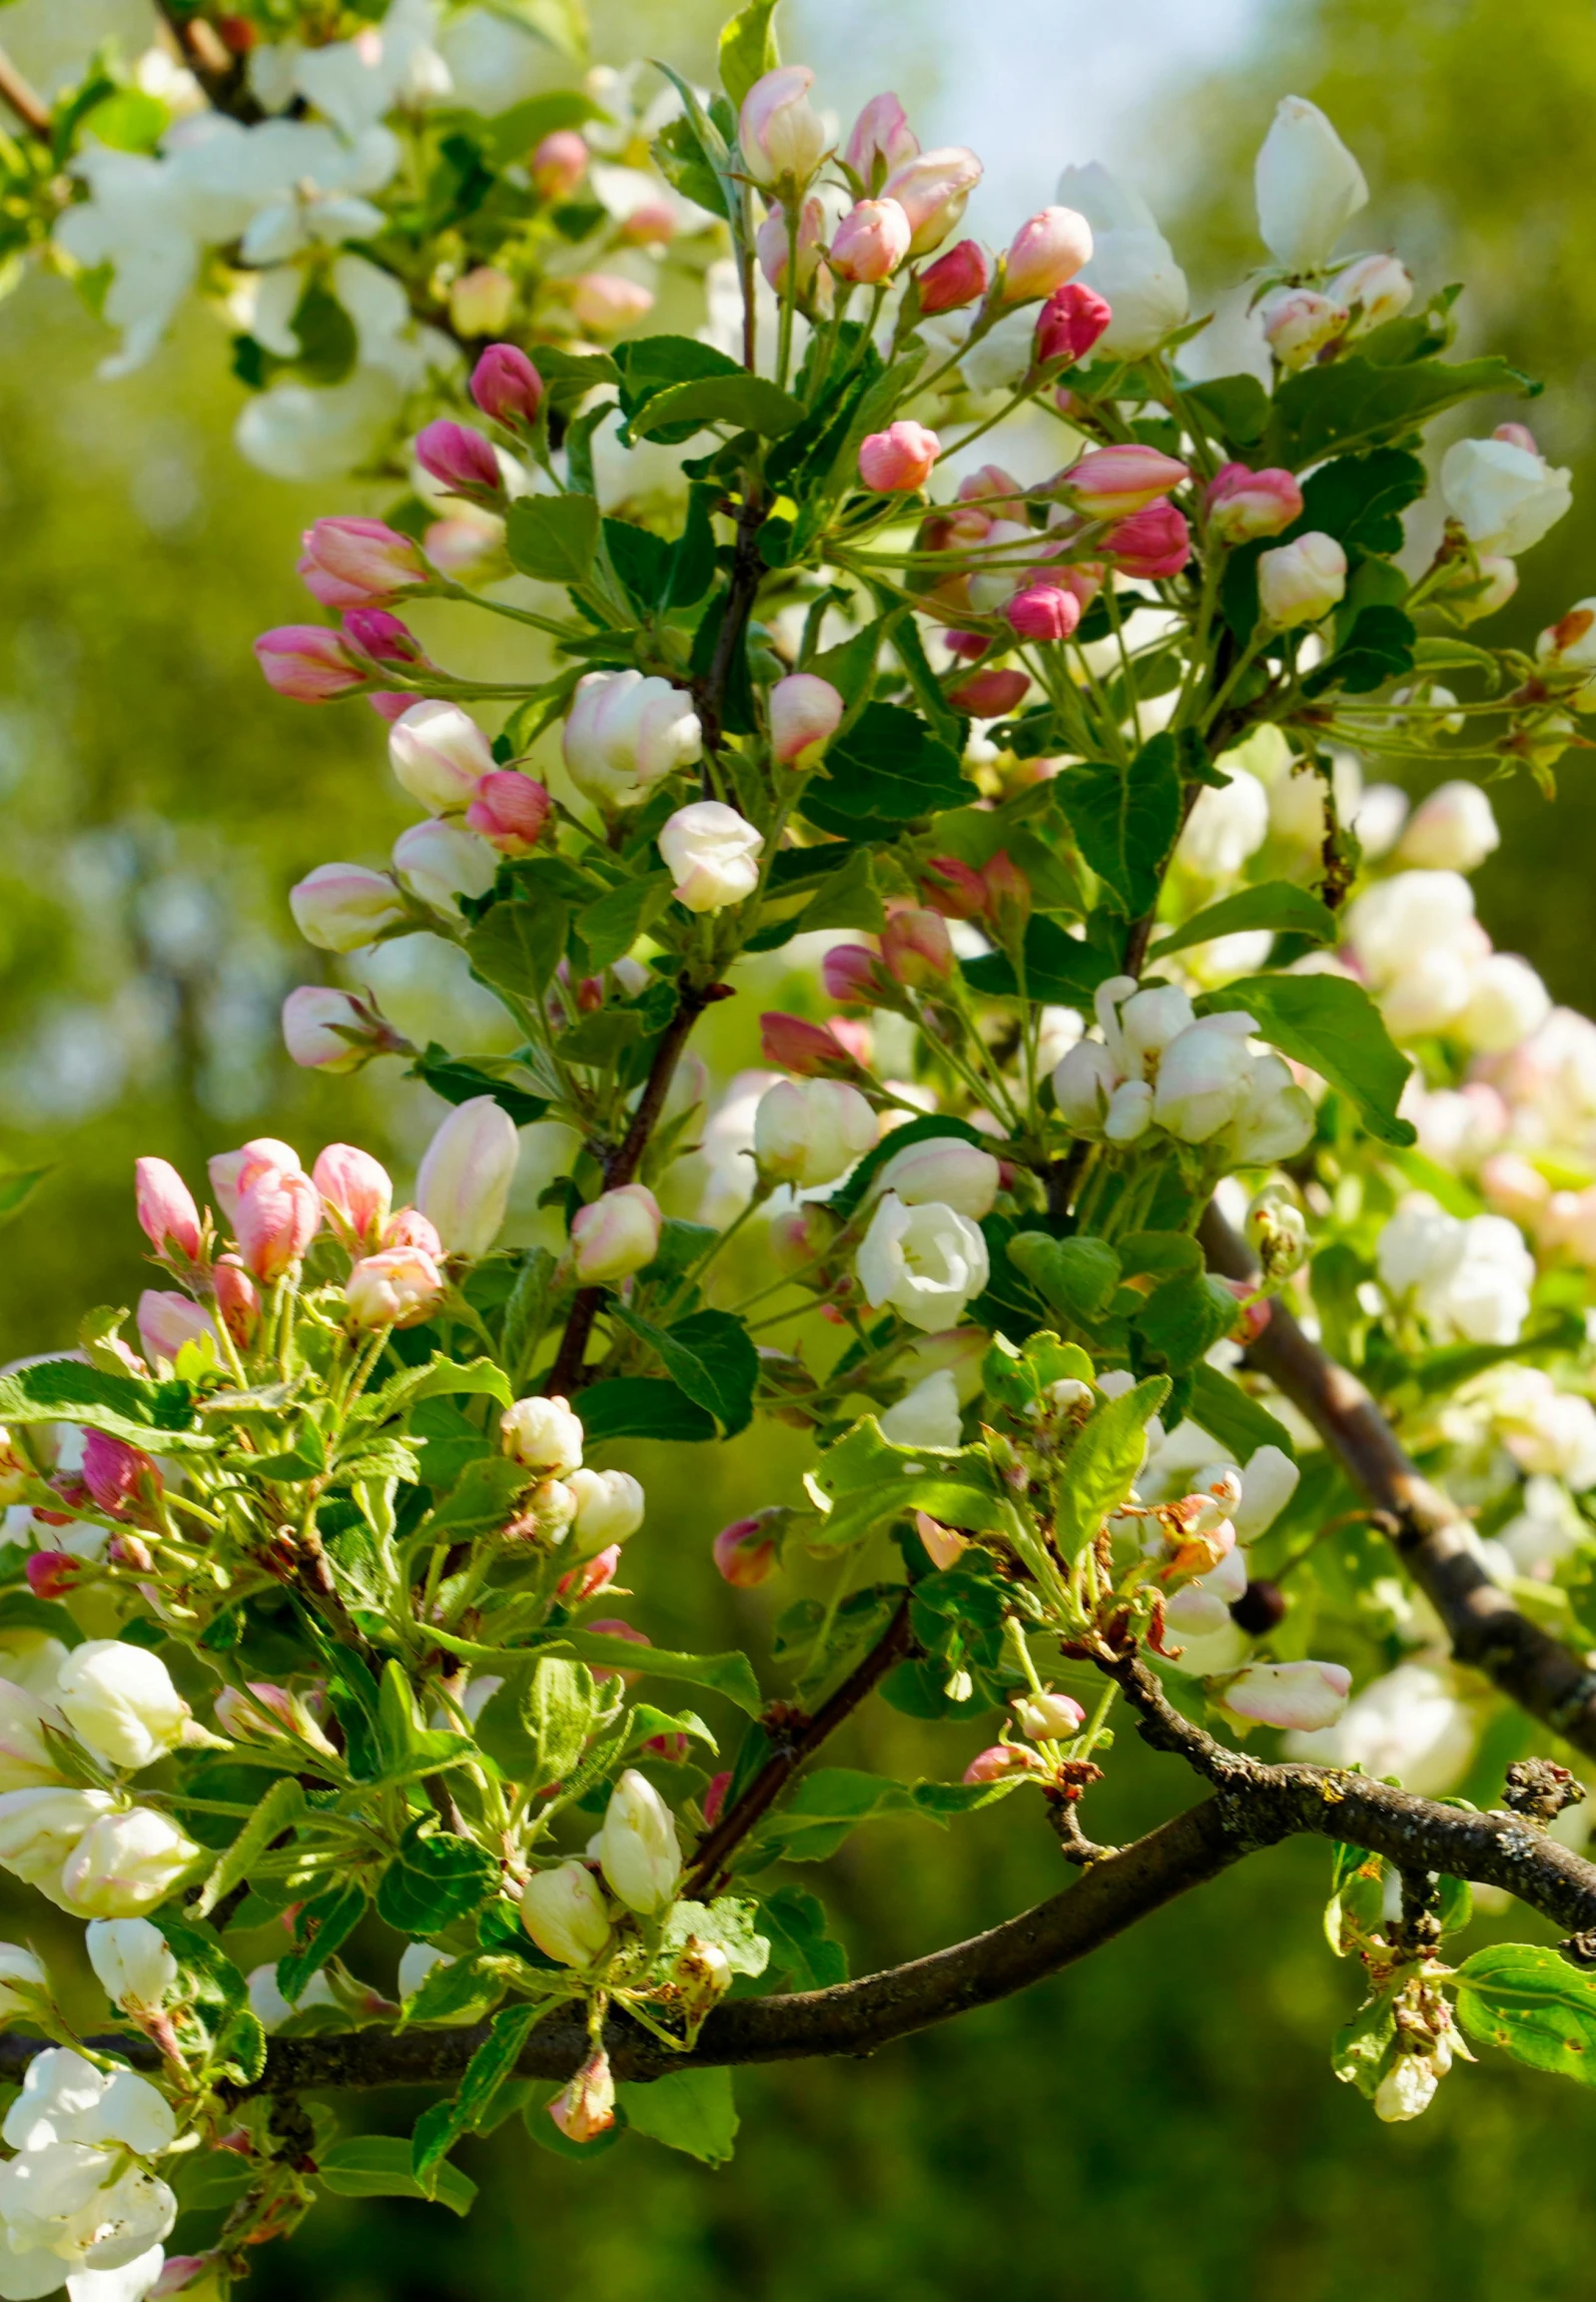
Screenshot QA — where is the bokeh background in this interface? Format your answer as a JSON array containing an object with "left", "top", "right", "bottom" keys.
[{"left": 3, "top": 2, "right": 1596, "bottom": 2296}]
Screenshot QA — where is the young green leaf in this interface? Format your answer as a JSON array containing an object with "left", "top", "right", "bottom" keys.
[
  {"left": 1054, "top": 1377, "right": 1171, "bottom": 1556},
  {"left": 1058, "top": 734, "right": 1182, "bottom": 916},
  {"left": 321, "top": 2135, "right": 478, "bottom": 2218},
  {"left": 618, "top": 2066, "right": 739, "bottom": 2163},
  {"left": 1152, "top": 880, "right": 1338, "bottom": 962},
  {"left": 1455, "top": 1943, "right": 1596, "bottom": 2087},
  {"left": 504, "top": 493, "right": 600, "bottom": 585}
]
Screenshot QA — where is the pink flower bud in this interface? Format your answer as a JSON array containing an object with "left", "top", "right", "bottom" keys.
[
  {"left": 83, "top": 1430, "right": 159, "bottom": 1519},
  {"left": 213, "top": 1254, "right": 261, "bottom": 1348},
  {"left": 448, "top": 266, "right": 515, "bottom": 339},
  {"left": 137, "top": 1290, "right": 216, "bottom": 1366},
  {"left": 1221, "top": 1659, "right": 1351, "bottom": 1732},
  {"left": 1105, "top": 501, "right": 1193, "bottom": 578},
  {"left": 882, "top": 146, "right": 983, "bottom": 255},
  {"left": 1012, "top": 1690, "right": 1086, "bottom": 1741},
  {"left": 209, "top": 1140, "right": 303, "bottom": 1225},
  {"left": 312, "top": 1145, "right": 393, "bottom": 1249},
  {"left": 770, "top": 672, "right": 844, "bottom": 767},
  {"left": 844, "top": 93, "right": 919, "bottom": 189},
  {"left": 947, "top": 665, "right": 1030, "bottom": 717},
  {"left": 532, "top": 129, "right": 586, "bottom": 200},
  {"left": 702, "top": 1770, "right": 732, "bottom": 1827},
  {"left": 713, "top": 1514, "right": 780, "bottom": 1588},
  {"left": 859, "top": 419, "right": 941, "bottom": 493},
  {"left": 1065, "top": 444, "right": 1191, "bottom": 519},
  {"left": 756, "top": 197, "right": 826, "bottom": 294},
  {"left": 235, "top": 1168, "right": 321, "bottom": 1283},
  {"left": 1257, "top": 530, "right": 1347, "bottom": 628},
  {"left": 920, "top": 855, "right": 989, "bottom": 920},
  {"left": 134, "top": 1157, "right": 202, "bottom": 1261},
  {"left": 569, "top": 1182, "right": 661, "bottom": 1285},
  {"left": 282, "top": 986, "right": 393, "bottom": 1074},
  {"left": 254, "top": 625, "right": 363, "bottom": 703},
  {"left": 917, "top": 238, "right": 991, "bottom": 316},
  {"left": 882, "top": 906, "right": 956, "bottom": 988},
  {"left": 290, "top": 862, "right": 407, "bottom": 953},
  {"left": 1007, "top": 581, "right": 1084, "bottom": 641},
  {"left": 1204, "top": 461, "right": 1304, "bottom": 544},
  {"left": 830, "top": 197, "right": 912, "bottom": 284},
  {"left": 557, "top": 1545, "right": 621, "bottom": 1606},
  {"left": 739, "top": 65, "right": 830, "bottom": 191},
  {"left": 1034, "top": 281, "right": 1112, "bottom": 366},
  {"left": 822, "top": 943, "right": 895, "bottom": 1007},
  {"left": 347, "top": 1244, "right": 444, "bottom": 1329},
  {"left": 549, "top": 2047, "right": 615, "bottom": 2143},
  {"left": 1003, "top": 205, "right": 1093, "bottom": 302},
  {"left": 621, "top": 200, "right": 676, "bottom": 246},
  {"left": 469, "top": 343, "right": 544, "bottom": 428},
  {"left": 570, "top": 274, "right": 655, "bottom": 333},
  {"left": 760, "top": 1012, "right": 866, "bottom": 1078},
  {"left": 414, "top": 419, "right": 502, "bottom": 496},
  {"left": 465, "top": 769, "right": 552, "bottom": 855},
  {"left": 914, "top": 1511, "right": 969, "bottom": 1571},
  {"left": 381, "top": 1208, "right": 442, "bottom": 1258},
  {"left": 962, "top": 1744, "right": 1045, "bottom": 1785},
  {"left": 26, "top": 1553, "right": 80, "bottom": 1600},
  {"left": 1493, "top": 421, "right": 1539, "bottom": 455},
  {"left": 298, "top": 517, "right": 425, "bottom": 610},
  {"left": 1260, "top": 287, "right": 1347, "bottom": 370},
  {"left": 342, "top": 608, "right": 425, "bottom": 668}
]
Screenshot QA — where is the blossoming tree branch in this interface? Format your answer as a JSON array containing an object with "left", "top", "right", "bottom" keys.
[{"left": 9, "top": 1, "right": 1596, "bottom": 2292}]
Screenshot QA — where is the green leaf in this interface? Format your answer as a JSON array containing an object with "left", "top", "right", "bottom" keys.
[
  {"left": 194, "top": 1777, "right": 305, "bottom": 1919},
  {"left": 363, "top": 1355, "right": 512, "bottom": 1426},
  {"left": 408, "top": 1048, "right": 548, "bottom": 1128},
  {"left": 0, "top": 1358, "right": 212, "bottom": 1451},
  {"left": 1058, "top": 734, "right": 1182, "bottom": 915},
  {"left": 1263, "top": 352, "right": 1534, "bottom": 469},
  {"left": 423, "top": 1457, "right": 530, "bottom": 1538},
  {"left": 1331, "top": 1992, "right": 1397, "bottom": 2099},
  {"left": 320, "top": 2135, "right": 477, "bottom": 2217},
  {"left": 800, "top": 703, "right": 968, "bottom": 835},
  {"left": 750, "top": 1766, "right": 917, "bottom": 1863},
  {"left": 1180, "top": 373, "right": 1269, "bottom": 448},
  {"left": 1294, "top": 447, "right": 1427, "bottom": 557},
  {"left": 611, "top": 1306, "right": 759, "bottom": 1436},
  {"left": 499, "top": 0, "right": 588, "bottom": 61},
  {"left": 465, "top": 902, "right": 568, "bottom": 1002},
  {"left": 629, "top": 374, "right": 807, "bottom": 442},
  {"left": 577, "top": 1376, "right": 717, "bottom": 1444},
  {"left": 962, "top": 916, "right": 1122, "bottom": 1006},
  {"left": 1133, "top": 1268, "right": 1241, "bottom": 1379},
  {"left": 575, "top": 873, "right": 673, "bottom": 969},
  {"left": 1304, "top": 604, "right": 1416, "bottom": 697},
  {"left": 377, "top": 1822, "right": 499, "bottom": 1934},
  {"left": 0, "top": 1167, "right": 50, "bottom": 1228},
  {"left": 545, "top": 1631, "right": 763, "bottom": 1717},
  {"left": 505, "top": 493, "right": 600, "bottom": 585},
  {"left": 758, "top": 1886, "right": 848, "bottom": 1988},
  {"left": 661, "top": 1895, "right": 768, "bottom": 1976},
  {"left": 1008, "top": 1232, "right": 1122, "bottom": 1326},
  {"left": 1153, "top": 880, "right": 1338, "bottom": 962},
  {"left": 278, "top": 1881, "right": 368, "bottom": 2003},
  {"left": 1455, "top": 1943, "right": 1596, "bottom": 2088},
  {"left": 1054, "top": 1378, "right": 1171, "bottom": 1556},
  {"left": 1198, "top": 974, "right": 1415, "bottom": 1148},
  {"left": 480, "top": 89, "right": 600, "bottom": 163},
  {"left": 472, "top": 1657, "right": 601, "bottom": 1788},
  {"left": 718, "top": 0, "right": 780, "bottom": 106},
  {"left": 1188, "top": 1364, "right": 1296, "bottom": 1462},
  {"left": 619, "top": 2066, "right": 738, "bottom": 2163},
  {"left": 413, "top": 2004, "right": 545, "bottom": 2191}
]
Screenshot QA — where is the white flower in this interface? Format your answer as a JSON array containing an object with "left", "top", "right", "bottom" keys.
[
  {"left": 562, "top": 671, "right": 702, "bottom": 811},
  {"left": 0, "top": 1682, "right": 68, "bottom": 1796},
  {"left": 1440, "top": 435, "right": 1573, "bottom": 557},
  {"left": 0, "top": 1792, "right": 118, "bottom": 1898},
  {"left": 55, "top": 1646, "right": 189, "bottom": 1775},
  {"left": 1285, "top": 1661, "right": 1475, "bottom": 1792},
  {"left": 1456, "top": 953, "right": 1551, "bottom": 1056},
  {"left": 1222, "top": 1658, "right": 1351, "bottom": 1731},
  {"left": 3, "top": 2051, "right": 175, "bottom": 2159},
  {"left": 596, "top": 1771, "right": 681, "bottom": 1916},
  {"left": 0, "top": 2141, "right": 175, "bottom": 2274},
  {"left": 1395, "top": 781, "right": 1499, "bottom": 874},
  {"left": 880, "top": 1368, "right": 964, "bottom": 1449},
  {"left": 856, "top": 1194, "right": 991, "bottom": 1333},
  {"left": 1153, "top": 1014, "right": 1256, "bottom": 1143},
  {"left": 251, "top": 0, "right": 449, "bottom": 136},
  {"left": 85, "top": 1923, "right": 177, "bottom": 2017},
  {"left": 1470, "top": 1368, "right": 1596, "bottom": 1492},
  {"left": 501, "top": 1395, "right": 584, "bottom": 1475},
  {"left": 657, "top": 803, "right": 763, "bottom": 913},
  {"left": 235, "top": 369, "right": 406, "bottom": 483},
  {"left": 565, "top": 1469, "right": 645, "bottom": 1556},
  {"left": 1223, "top": 1050, "right": 1315, "bottom": 1165},
  {"left": 1176, "top": 768, "right": 1269, "bottom": 885},
  {"left": 392, "top": 821, "right": 498, "bottom": 917},
  {"left": 415, "top": 1096, "right": 519, "bottom": 1260},
  {"left": 0, "top": 1946, "right": 46, "bottom": 2022},
  {"left": 59, "top": 1811, "right": 201, "bottom": 1920},
  {"left": 872, "top": 1137, "right": 1001, "bottom": 1220},
  {"left": 519, "top": 1862, "right": 612, "bottom": 1966},
  {"left": 1377, "top": 1194, "right": 1534, "bottom": 1344},
  {"left": 1253, "top": 95, "right": 1368, "bottom": 272},
  {"left": 247, "top": 1963, "right": 335, "bottom": 2033},
  {"left": 1056, "top": 163, "right": 1189, "bottom": 357},
  {"left": 753, "top": 1080, "right": 877, "bottom": 1189},
  {"left": 389, "top": 701, "right": 494, "bottom": 815}
]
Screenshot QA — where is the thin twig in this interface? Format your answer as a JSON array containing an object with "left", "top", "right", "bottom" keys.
[{"left": 0, "top": 46, "right": 49, "bottom": 139}]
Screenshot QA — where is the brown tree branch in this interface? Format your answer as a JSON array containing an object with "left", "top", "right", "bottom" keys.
[
  {"left": 152, "top": 4, "right": 259, "bottom": 120},
  {"left": 0, "top": 47, "right": 49, "bottom": 140},
  {"left": 1198, "top": 1201, "right": 1596, "bottom": 1759}
]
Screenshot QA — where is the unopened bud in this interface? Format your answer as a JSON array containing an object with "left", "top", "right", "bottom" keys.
[
  {"left": 1245, "top": 1189, "right": 1308, "bottom": 1281},
  {"left": 713, "top": 1511, "right": 783, "bottom": 1588},
  {"left": 548, "top": 2046, "right": 615, "bottom": 2142},
  {"left": 1011, "top": 1690, "right": 1086, "bottom": 1742}
]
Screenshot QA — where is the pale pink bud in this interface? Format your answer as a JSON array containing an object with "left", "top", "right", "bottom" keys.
[
  {"left": 1066, "top": 444, "right": 1191, "bottom": 519},
  {"left": 390, "top": 698, "right": 495, "bottom": 813},
  {"left": 756, "top": 197, "right": 825, "bottom": 294},
  {"left": 1034, "top": 281, "right": 1112, "bottom": 366},
  {"left": 235, "top": 1168, "right": 321, "bottom": 1283},
  {"left": 1493, "top": 421, "right": 1539, "bottom": 455},
  {"left": 137, "top": 1291, "right": 215, "bottom": 1365},
  {"left": 1007, "top": 581, "right": 1084, "bottom": 641},
  {"left": 570, "top": 1182, "right": 661, "bottom": 1284},
  {"left": 962, "top": 1744, "right": 1044, "bottom": 1785},
  {"left": 423, "top": 515, "right": 497, "bottom": 574},
  {"left": 312, "top": 1145, "right": 393, "bottom": 1249},
  {"left": 1222, "top": 1659, "right": 1351, "bottom": 1732},
  {"left": 917, "top": 238, "right": 990, "bottom": 315},
  {"left": 1105, "top": 501, "right": 1192, "bottom": 578},
  {"left": 1012, "top": 1691, "right": 1086, "bottom": 1741},
  {"left": 1257, "top": 530, "right": 1347, "bottom": 627},
  {"left": 823, "top": 942, "right": 895, "bottom": 1006},
  {"left": 844, "top": 93, "right": 919, "bottom": 189},
  {"left": 1204, "top": 462, "right": 1303, "bottom": 544},
  {"left": 753, "top": 1079, "right": 877, "bottom": 1188},
  {"left": 135, "top": 1158, "right": 202, "bottom": 1261},
  {"left": 859, "top": 419, "right": 941, "bottom": 494},
  {"left": 876, "top": 1135, "right": 999, "bottom": 1218},
  {"left": 1260, "top": 287, "right": 1348, "bottom": 370},
  {"left": 209, "top": 1140, "right": 301, "bottom": 1226},
  {"left": 82, "top": 1430, "right": 159, "bottom": 1519},
  {"left": 830, "top": 197, "right": 912, "bottom": 284},
  {"left": 465, "top": 769, "right": 552, "bottom": 855},
  {"left": 449, "top": 266, "right": 515, "bottom": 339},
  {"left": 347, "top": 1244, "right": 444, "bottom": 1329},
  {"left": 920, "top": 855, "right": 989, "bottom": 919},
  {"left": 470, "top": 344, "right": 543, "bottom": 427},
  {"left": 882, "top": 146, "right": 983, "bottom": 255},
  {"left": 739, "top": 65, "right": 830, "bottom": 191},
  {"left": 1479, "top": 1153, "right": 1550, "bottom": 1225},
  {"left": 417, "top": 1096, "right": 519, "bottom": 1260},
  {"left": 768, "top": 1201, "right": 841, "bottom": 1274},
  {"left": 531, "top": 129, "right": 586, "bottom": 200},
  {"left": 414, "top": 419, "right": 502, "bottom": 496},
  {"left": 378, "top": 1208, "right": 440, "bottom": 1258},
  {"left": 1003, "top": 205, "right": 1093, "bottom": 302},
  {"left": 549, "top": 2047, "right": 615, "bottom": 2143},
  {"left": 947, "top": 666, "right": 1029, "bottom": 716},
  {"left": 570, "top": 274, "right": 655, "bottom": 333},
  {"left": 759, "top": 1012, "right": 866, "bottom": 1078},
  {"left": 254, "top": 625, "right": 363, "bottom": 703},
  {"left": 290, "top": 862, "right": 407, "bottom": 953},
  {"left": 298, "top": 517, "right": 425, "bottom": 609},
  {"left": 657, "top": 800, "right": 762, "bottom": 913},
  {"left": 282, "top": 986, "right": 390, "bottom": 1074},
  {"left": 620, "top": 200, "right": 676, "bottom": 246},
  {"left": 213, "top": 1254, "right": 261, "bottom": 1348},
  {"left": 882, "top": 906, "right": 955, "bottom": 988},
  {"left": 556, "top": 1545, "right": 621, "bottom": 1606},
  {"left": 702, "top": 1771, "right": 732, "bottom": 1827},
  {"left": 713, "top": 1514, "right": 780, "bottom": 1588},
  {"left": 914, "top": 1511, "right": 969, "bottom": 1571},
  {"left": 770, "top": 673, "right": 844, "bottom": 767}
]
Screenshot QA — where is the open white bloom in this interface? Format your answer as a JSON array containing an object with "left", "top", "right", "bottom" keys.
[
  {"left": 85, "top": 1923, "right": 177, "bottom": 2017},
  {"left": 1253, "top": 95, "right": 1368, "bottom": 272},
  {"left": 856, "top": 1194, "right": 991, "bottom": 1333},
  {"left": 4, "top": 2052, "right": 175, "bottom": 2161},
  {"left": 563, "top": 671, "right": 702, "bottom": 811},
  {"left": 1056, "top": 163, "right": 1189, "bottom": 357},
  {"left": 1440, "top": 435, "right": 1572, "bottom": 556},
  {"left": 1395, "top": 781, "right": 1499, "bottom": 874},
  {"left": 1176, "top": 768, "right": 1269, "bottom": 886},
  {"left": 0, "top": 1793, "right": 118, "bottom": 1898},
  {"left": 1377, "top": 1194, "right": 1534, "bottom": 1344},
  {"left": 1457, "top": 952, "right": 1551, "bottom": 1055},
  {"left": 55, "top": 1647, "right": 188, "bottom": 1776},
  {"left": 596, "top": 1771, "right": 681, "bottom": 1916},
  {"left": 1467, "top": 1367, "right": 1596, "bottom": 1491},
  {"left": 1152, "top": 1014, "right": 1256, "bottom": 1143},
  {"left": 1285, "top": 1661, "right": 1475, "bottom": 1792},
  {"left": 880, "top": 1368, "right": 964, "bottom": 1449}
]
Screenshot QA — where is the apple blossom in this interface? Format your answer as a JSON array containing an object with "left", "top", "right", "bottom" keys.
[
  {"left": 1002, "top": 206, "right": 1093, "bottom": 302},
  {"left": 469, "top": 342, "right": 543, "bottom": 427},
  {"left": 416, "top": 1096, "right": 519, "bottom": 1260},
  {"left": 597, "top": 1769, "right": 681, "bottom": 1914},
  {"left": 569, "top": 1182, "right": 662, "bottom": 1283},
  {"left": 739, "top": 67, "right": 830, "bottom": 191},
  {"left": 658, "top": 801, "right": 763, "bottom": 912},
  {"left": 857, "top": 1192, "right": 991, "bottom": 1332},
  {"left": 858, "top": 420, "right": 941, "bottom": 492},
  {"left": 918, "top": 239, "right": 991, "bottom": 315},
  {"left": 563, "top": 669, "right": 702, "bottom": 812},
  {"left": 770, "top": 673, "right": 844, "bottom": 767},
  {"left": 1254, "top": 95, "right": 1368, "bottom": 271},
  {"left": 520, "top": 1861, "right": 612, "bottom": 1967},
  {"left": 882, "top": 147, "right": 983, "bottom": 255},
  {"left": 829, "top": 198, "right": 912, "bottom": 284},
  {"left": 754, "top": 1079, "right": 877, "bottom": 1189},
  {"left": 290, "top": 862, "right": 407, "bottom": 952},
  {"left": 1257, "top": 530, "right": 1347, "bottom": 626},
  {"left": 1440, "top": 433, "right": 1572, "bottom": 556}
]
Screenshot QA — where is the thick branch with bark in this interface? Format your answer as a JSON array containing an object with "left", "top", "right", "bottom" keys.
[{"left": 1199, "top": 1202, "right": 1596, "bottom": 1758}]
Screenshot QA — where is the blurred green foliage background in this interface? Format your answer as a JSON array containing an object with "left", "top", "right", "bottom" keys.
[{"left": 2, "top": 2, "right": 1596, "bottom": 2297}]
